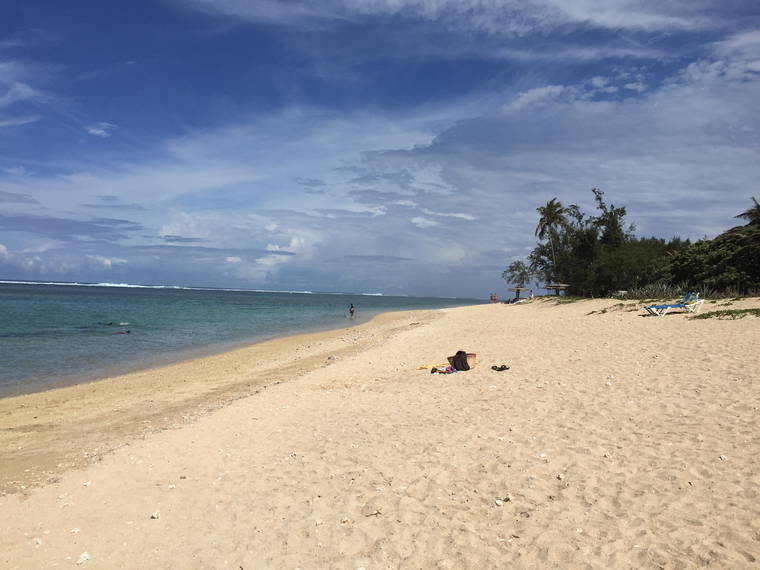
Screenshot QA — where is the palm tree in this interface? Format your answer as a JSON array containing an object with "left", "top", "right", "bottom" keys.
[
  {"left": 735, "top": 196, "right": 760, "bottom": 226},
  {"left": 535, "top": 198, "right": 569, "bottom": 281}
]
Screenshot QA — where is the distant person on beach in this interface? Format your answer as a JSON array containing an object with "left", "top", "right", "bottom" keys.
[{"left": 348, "top": 304, "right": 355, "bottom": 319}]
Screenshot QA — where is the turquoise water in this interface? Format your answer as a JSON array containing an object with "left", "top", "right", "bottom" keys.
[{"left": 0, "top": 282, "right": 482, "bottom": 396}]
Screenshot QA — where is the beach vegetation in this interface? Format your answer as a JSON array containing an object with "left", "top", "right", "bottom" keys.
[
  {"left": 689, "top": 308, "right": 760, "bottom": 320},
  {"left": 509, "top": 192, "right": 760, "bottom": 299},
  {"left": 551, "top": 296, "right": 584, "bottom": 304},
  {"left": 587, "top": 302, "right": 632, "bottom": 315}
]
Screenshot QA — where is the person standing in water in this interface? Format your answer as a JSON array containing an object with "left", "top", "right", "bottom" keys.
[{"left": 348, "top": 304, "right": 355, "bottom": 319}]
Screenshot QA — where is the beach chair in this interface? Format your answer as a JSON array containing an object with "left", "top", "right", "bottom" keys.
[{"left": 644, "top": 292, "right": 704, "bottom": 317}]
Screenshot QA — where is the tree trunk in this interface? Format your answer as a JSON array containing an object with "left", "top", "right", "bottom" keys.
[{"left": 549, "top": 233, "right": 557, "bottom": 283}]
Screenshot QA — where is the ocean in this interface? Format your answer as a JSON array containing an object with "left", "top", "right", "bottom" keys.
[{"left": 0, "top": 282, "right": 483, "bottom": 397}]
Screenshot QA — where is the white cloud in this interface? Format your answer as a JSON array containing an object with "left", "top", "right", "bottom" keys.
[
  {"left": 1, "top": 165, "right": 27, "bottom": 175},
  {"left": 0, "top": 243, "right": 8, "bottom": 258},
  {"left": 20, "top": 239, "right": 63, "bottom": 253},
  {"left": 506, "top": 85, "right": 566, "bottom": 110},
  {"left": 176, "top": 0, "right": 722, "bottom": 33},
  {"left": 0, "top": 60, "right": 46, "bottom": 129},
  {"left": 421, "top": 208, "right": 476, "bottom": 221},
  {"left": 713, "top": 30, "right": 760, "bottom": 59},
  {"left": 624, "top": 81, "right": 647, "bottom": 92},
  {"left": 5, "top": 21, "right": 760, "bottom": 297},
  {"left": 0, "top": 115, "right": 41, "bottom": 128},
  {"left": 0, "top": 82, "right": 39, "bottom": 108},
  {"left": 87, "top": 255, "right": 127, "bottom": 268},
  {"left": 542, "top": 0, "right": 708, "bottom": 31},
  {"left": 589, "top": 76, "right": 619, "bottom": 93},
  {"left": 266, "top": 237, "right": 304, "bottom": 252},
  {"left": 85, "top": 122, "right": 117, "bottom": 138},
  {"left": 411, "top": 216, "right": 439, "bottom": 228},
  {"left": 0, "top": 60, "right": 50, "bottom": 131}
]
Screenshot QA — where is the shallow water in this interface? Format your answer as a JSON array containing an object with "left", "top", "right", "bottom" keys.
[{"left": 0, "top": 282, "right": 482, "bottom": 396}]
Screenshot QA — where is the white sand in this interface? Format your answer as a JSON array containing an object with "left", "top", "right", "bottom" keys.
[{"left": 2, "top": 298, "right": 759, "bottom": 568}]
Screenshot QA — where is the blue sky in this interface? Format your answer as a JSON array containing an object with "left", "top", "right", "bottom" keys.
[{"left": 1, "top": 1, "right": 759, "bottom": 297}]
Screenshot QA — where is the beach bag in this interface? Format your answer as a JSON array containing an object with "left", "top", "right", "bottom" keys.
[{"left": 451, "top": 350, "right": 470, "bottom": 371}]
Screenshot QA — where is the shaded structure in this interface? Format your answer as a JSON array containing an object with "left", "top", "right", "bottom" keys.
[
  {"left": 544, "top": 283, "right": 569, "bottom": 296},
  {"left": 506, "top": 287, "right": 531, "bottom": 303}
]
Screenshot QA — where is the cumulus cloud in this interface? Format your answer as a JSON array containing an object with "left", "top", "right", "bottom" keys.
[
  {"left": 87, "top": 254, "right": 127, "bottom": 268},
  {"left": 713, "top": 29, "right": 760, "bottom": 59},
  {"left": 0, "top": 243, "right": 8, "bottom": 258},
  {"left": 4, "top": 11, "right": 760, "bottom": 296}
]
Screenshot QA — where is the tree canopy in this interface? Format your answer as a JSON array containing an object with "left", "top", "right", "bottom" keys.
[
  {"left": 504, "top": 193, "right": 760, "bottom": 297},
  {"left": 502, "top": 260, "right": 531, "bottom": 288},
  {"left": 735, "top": 196, "right": 760, "bottom": 226},
  {"left": 534, "top": 198, "right": 568, "bottom": 281}
]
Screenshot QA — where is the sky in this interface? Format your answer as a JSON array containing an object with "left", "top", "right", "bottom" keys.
[{"left": 1, "top": 1, "right": 759, "bottom": 298}]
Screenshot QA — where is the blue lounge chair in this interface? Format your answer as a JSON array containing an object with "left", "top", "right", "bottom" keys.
[{"left": 644, "top": 292, "right": 704, "bottom": 317}]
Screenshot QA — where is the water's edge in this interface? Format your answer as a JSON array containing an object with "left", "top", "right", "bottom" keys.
[{"left": 0, "top": 308, "right": 394, "bottom": 399}]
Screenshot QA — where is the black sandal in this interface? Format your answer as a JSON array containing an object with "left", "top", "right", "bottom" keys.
[{"left": 491, "top": 365, "right": 510, "bottom": 371}]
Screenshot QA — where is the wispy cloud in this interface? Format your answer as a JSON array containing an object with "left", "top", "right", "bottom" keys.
[
  {"left": 0, "top": 114, "right": 41, "bottom": 127},
  {"left": 160, "top": 234, "right": 208, "bottom": 243},
  {"left": 81, "top": 195, "right": 146, "bottom": 211},
  {"left": 174, "top": 0, "right": 730, "bottom": 33},
  {"left": 0, "top": 59, "right": 55, "bottom": 130},
  {"left": 0, "top": 189, "right": 38, "bottom": 204},
  {"left": 0, "top": 212, "right": 143, "bottom": 242},
  {"left": 506, "top": 85, "right": 567, "bottom": 110},
  {"left": 84, "top": 121, "right": 117, "bottom": 138}
]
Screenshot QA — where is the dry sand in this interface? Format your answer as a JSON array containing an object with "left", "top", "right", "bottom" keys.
[{"left": 1, "top": 298, "right": 759, "bottom": 569}]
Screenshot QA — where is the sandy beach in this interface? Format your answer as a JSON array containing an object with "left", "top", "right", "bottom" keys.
[{"left": 2, "top": 297, "right": 759, "bottom": 569}]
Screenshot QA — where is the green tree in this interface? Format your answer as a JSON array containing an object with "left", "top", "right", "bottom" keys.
[
  {"left": 590, "top": 188, "right": 632, "bottom": 247},
  {"left": 668, "top": 224, "right": 760, "bottom": 291},
  {"left": 526, "top": 189, "right": 692, "bottom": 296},
  {"left": 534, "top": 198, "right": 569, "bottom": 281},
  {"left": 735, "top": 196, "right": 760, "bottom": 226},
  {"left": 502, "top": 260, "right": 532, "bottom": 288}
]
